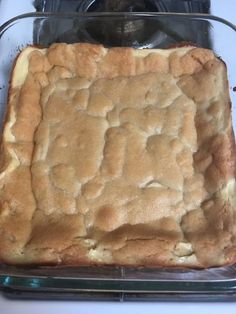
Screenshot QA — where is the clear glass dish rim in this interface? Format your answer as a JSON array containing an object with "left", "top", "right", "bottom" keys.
[
  {"left": 1, "top": 10, "right": 236, "bottom": 296},
  {"left": 1, "top": 264, "right": 236, "bottom": 283},
  {"left": 0, "top": 11, "right": 236, "bottom": 35}
]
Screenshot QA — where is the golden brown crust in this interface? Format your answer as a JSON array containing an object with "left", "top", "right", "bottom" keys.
[{"left": 0, "top": 43, "right": 235, "bottom": 268}]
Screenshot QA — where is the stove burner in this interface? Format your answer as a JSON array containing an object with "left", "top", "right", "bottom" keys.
[
  {"left": 33, "top": 0, "right": 211, "bottom": 50},
  {"left": 78, "top": 0, "right": 168, "bottom": 13},
  {"left": 34, "top": 0, "right": 210, "bottom": 14}
]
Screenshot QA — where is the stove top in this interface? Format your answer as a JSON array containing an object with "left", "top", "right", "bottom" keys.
[
  {"left": 31, "top": 0, "right": 212, "bottom": 49},
  {"left": 33, "top": 0, "right": 210, "bottom": 13}
]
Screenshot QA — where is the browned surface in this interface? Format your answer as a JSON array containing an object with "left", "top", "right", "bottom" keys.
[{"left": 0, "top": 43, "right": 235, "bottom": 268}]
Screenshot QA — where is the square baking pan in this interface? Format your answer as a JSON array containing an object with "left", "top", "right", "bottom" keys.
[{"left": 0, "top": 12, "right": 236, "bottom": 301}]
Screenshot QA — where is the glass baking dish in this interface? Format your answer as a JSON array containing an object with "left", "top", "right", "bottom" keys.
[{"left": 0, "top": 12, "right": 236, "bottom": 301}]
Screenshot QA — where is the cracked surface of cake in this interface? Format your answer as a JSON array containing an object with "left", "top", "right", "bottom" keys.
[{"left": 0, "top": 43, "right": 235, "bottom": 268}]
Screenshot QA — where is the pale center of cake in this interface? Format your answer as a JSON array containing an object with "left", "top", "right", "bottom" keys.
[{"left": 31, "top": 67, "right": 203, "bottom": 232}]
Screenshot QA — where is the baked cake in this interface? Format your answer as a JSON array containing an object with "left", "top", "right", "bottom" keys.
[{"left": 0, "top": 43, "right": 235, "bottom": 268}]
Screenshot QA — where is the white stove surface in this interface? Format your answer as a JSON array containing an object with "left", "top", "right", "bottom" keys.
[
  {"left": 0, "top": 0, "right": 236, "bottom": 312},
  {"left": 1, "top": 297, "right": 236, "bottom": 314}
]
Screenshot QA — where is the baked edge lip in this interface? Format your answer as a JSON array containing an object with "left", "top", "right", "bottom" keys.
[
  {"left": 1, "top": 256, "right": 234, "bottom": 269},
  {"left": 0, "top": 43, "right": 235, "bottom": 269}
]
